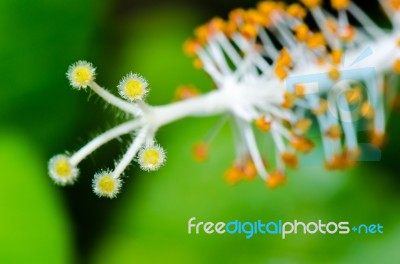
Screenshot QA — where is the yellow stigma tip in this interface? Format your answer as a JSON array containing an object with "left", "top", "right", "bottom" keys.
[
  {"left": 67, "top": 61, "right": 96, "bottom": 89},
  {"left": 49, "top": 155, "right": 79, "bottom": 186},
  {"left": 138, "top": 144, "right": 166, "bottom": 171},
  {"left": 118, "top": 73, "right": 148, "bottom": 101},
  {"left": 93, "top": 173, "right": 121, "bottom": 198}
]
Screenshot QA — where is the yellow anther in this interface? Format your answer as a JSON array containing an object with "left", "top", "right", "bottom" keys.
[
  {"left": 240, "top": 23, "right": 258, "bottom": 39},
  {"left": 245, "top": 9, "right": 264, "bottom": 25},
  {"left": 293, "top": 24, "right": 309, "bottom": 42},
  {"left": 325, "top": 124, "right": 342, "bottom": 139},
  {"left": 258, "top": 1, "right": 284, "bottom": 15},
  {"left": 255, "top": 115, "right": 272, "bottom": 132},
  {"left": 183, "top": 39, "right": 200, "bottom": 57},
  {"left": 370, "top": 131, "right": 385, "bottom": 147},
  {"left": 300, "top": 0, "right": 322, "bottom": 9},
  {"left": 274, "top": 66, "right": 288, "bottom": 80},
  {"left": 331, "top": 49, "right": 342, "bottom": 65},
  {"left": 312, "top": 99, "right": 328, "bottom": 115},
  {"left": 281, "top": 91, "right": 296, "bottom": 108},
  {"left": 194, "top": 24, "right": 209, "bottom": 44},
  {"left": 293, "top": 118, "right": 312, "bottom": 134},
  {"left": 295, "top": 84, "right": 306, "bottom": 98},
  {"left": 287, "top": 4, "right": 307, "bottom": 19},
  {"left": 345, "top": 88, "right": 362, "bottom": 104},
  {"left": 360, "top": 102, "right": 375, "bottom": 118},
  {"left": 393, "top": 59, "right": 400, "bottom": 73},
  {"left": 328, "top": 67, "right": 341, "bottom": 81},
  {"left": 307, "top": 33, "right": 326, "bottom": 49},
  {"left": 207, "top": 17, "right": 226, "bottom": 37},
  {"left": 389, "top": 0, "right": 400, "bottom": 11},
  {"left": 229, "top": 8, "right": 246, "bottom": 25},
  {"left": 276, "top": 48, "right": 292, "bottom": 68},
  {"left": 225, "top": 20, "right": 238, "bottom": 37},
  {"left": 331, "top": 0, "right": 350, "bottom": 10}
]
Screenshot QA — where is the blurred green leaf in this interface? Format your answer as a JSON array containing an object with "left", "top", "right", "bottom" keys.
[{"left": 0, "top": 131, "right": 73, "bottom": 263}]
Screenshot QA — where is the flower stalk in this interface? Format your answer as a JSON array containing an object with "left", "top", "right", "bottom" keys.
[{"left": 49, "top": 0, "right": 400, "bottom": 197}]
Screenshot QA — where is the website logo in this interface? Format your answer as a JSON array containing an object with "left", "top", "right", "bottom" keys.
[{"left": 188, "top": 217, "right": 384, "bottom": 239}]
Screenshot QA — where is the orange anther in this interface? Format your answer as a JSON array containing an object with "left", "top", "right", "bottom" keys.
[
  {"left": 331, "top": 49, "right": 342, "bottom": 65},
  {"left": 287, "top": 4, "right": 307, "bottom": 19},
  {"left": 274, "top": 66, "right": 288, "bottom": 80},
  {"left": 293, "top": 118, "right": 312, "bottom": 134},
  {"left": 328, "top": 67, "right": 341, "bottom": 81},
  {"left": 281, "top": 151, "right": 299, "bottom": 168},
  {"left": 240, "top": 23, "right": 258, "bottom": 39},
  {"left": 193, "top": 58, "right": 203, "bottom": 69},
  {"left": 307, "top": 33, "right": 326, "bottom": 49},
  {"left": 325, "top": 125, "right": 342, "bottom": 139},
  {"left": 312, "top": 99, "right": 328, "bottom": 115},
  {"left": 360, "top": 102, "right": 375, "bottom": 118},
  {"left": 175, "top": 85, "right": 200, "bottom": 101},
  {"left": 389, "top": 0, "right": 400, "bottom": 11},
  {"left": 194, "top": 25, "right": 209, "bottom": 44},
  {"left": 183, "top": 39, "right": 200, "bottom": 57},
  {"left": 276, "top": 48, "right": 292, "bottom": 68},
  {"left": 265, "top": 170, "right": 287, "bottom": 189},
  {"left": 229, "top": 8, "right": 246, "bottom": 25},
  {"left": 345, "top": 88, "right": 362, "bottom": 104},
  {"left": 393, "top": 59, "right": 400, "bottom": 74},
  {"left": 242, "top": 160, "right": 258, "bottom": 180},
  {"left": 370, "top": 131, "right": 385, "bottom": 147},
  {"left": 281, "top": 91, "right": 295, "bottom": 108},
  {"left": 300, "top": 0, "right": 322, "bottom": 9},
  {"left": 224, "top": 165, "right": 242, "bottom": 185},
  {"left": 331, "top": 0, "right": 350, "bottom": 10},
  {"left": 192, "top": 142, "right": 208, "bottom": 162},
  {"left": 255, "top": 115, "right": 272, "bottom": 132},
  {"left": 290, "top": 137, "right": 314, "bottom": 154},
  {"left": 293, "top": 24, "right": 309, "bottom": 42},
  {"left": 295, "top": 84, "right": 306, "bottom": 98}
]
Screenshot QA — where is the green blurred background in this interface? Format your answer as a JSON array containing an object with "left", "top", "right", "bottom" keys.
[{"left": 1, "top": 0, "right": 400, "bottom": 263}]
